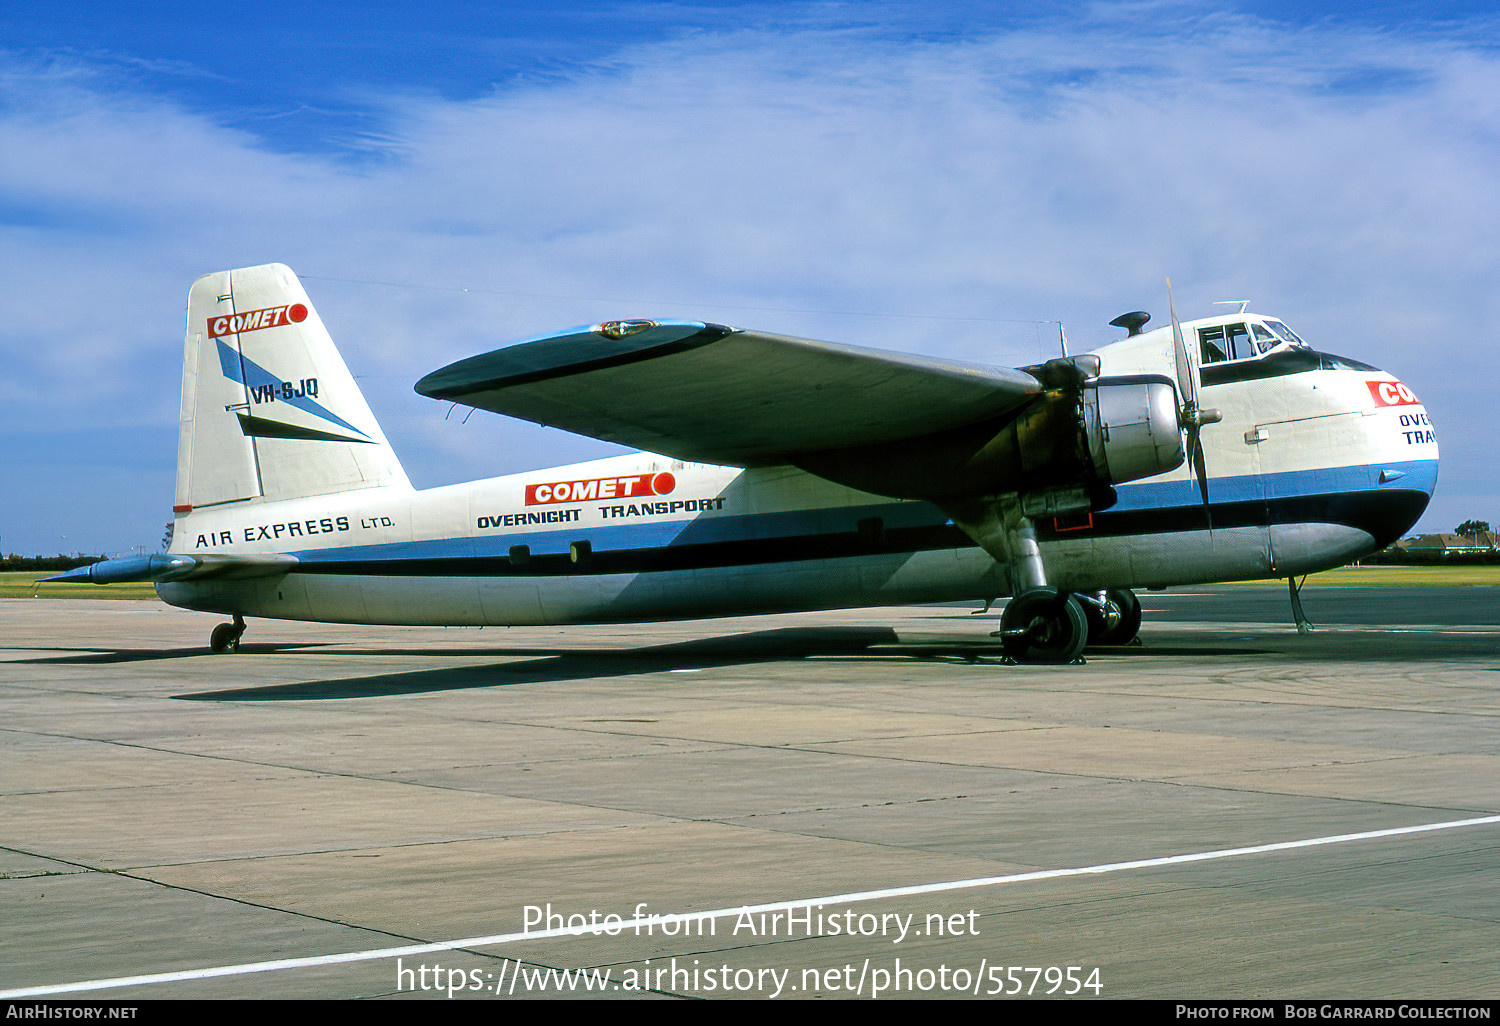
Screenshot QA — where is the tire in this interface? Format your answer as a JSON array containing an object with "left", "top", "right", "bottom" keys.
[
  {"left": 1081, "top": 588, "right": 1142, "bottom": 646},
  {"left": 1000, "top": 589, "right": 1088, "bottom": 664},
  {"left": 210, "top": 622, "right": 240, "bottom": 654}
]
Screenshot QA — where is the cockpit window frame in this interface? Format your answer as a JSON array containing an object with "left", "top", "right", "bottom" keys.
[
  {"left": 1198, "top": 324, "right": 1229, "bottom": 364},
  {"left": 1263, "top": 318, "right": 1308, "bottom": 347},
  {"left": 1225, "top": 322, "right": 1251, "bottom": 360},
  {"left": 1198, "top": 318, "right": 1306, "bottom": 366},
  {"left": 1197, "top": 321, "right": 1260, "bottom": 364}
]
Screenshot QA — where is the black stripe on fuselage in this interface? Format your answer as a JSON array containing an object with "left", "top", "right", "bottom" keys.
[
  {"left": 1200, "top": 349, "right": 1379, "bottom": 387},
  {"left": 287, "top": 489, "right": 1427, "bottom": 579},
  {"left": 1046, "top": 489, "right": 1429, "bottom": 551},
  {"left": 295, "top": 521, "right": 970, "bottom": 579}
]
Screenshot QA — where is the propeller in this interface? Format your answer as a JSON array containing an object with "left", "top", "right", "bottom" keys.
[{"left": 1166, "top": 278, "right": 1222, "bottom": 524}]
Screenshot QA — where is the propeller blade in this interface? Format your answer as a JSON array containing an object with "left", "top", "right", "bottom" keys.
[
  {"left": 1189, "top": 424, "right": 1212, "bottom": 528},
  {"left": 1167, "top": 277, "right": 1196, "bottom": 413},
  {"left": 1167, "top": 278, "right": 1216, "bottom": 527}
]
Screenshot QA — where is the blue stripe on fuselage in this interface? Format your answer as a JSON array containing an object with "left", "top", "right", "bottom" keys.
[
  {"left": 1113, "top": 458, "right": 1439, "bottom": 511},
  {"left": 285, "top": 499, "right": 946, "bottom": 564}
]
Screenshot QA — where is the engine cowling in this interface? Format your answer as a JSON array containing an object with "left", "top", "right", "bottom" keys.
[{"left": 1081, "top": 376, "right": 1184, "bottom": 485}]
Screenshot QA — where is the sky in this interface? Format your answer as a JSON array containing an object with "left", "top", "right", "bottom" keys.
[{"left": 1, "top": 0, "right": 1495, "bottom": 556}]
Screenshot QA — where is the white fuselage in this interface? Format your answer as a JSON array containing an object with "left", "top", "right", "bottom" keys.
[{"left": 159, "top": 323, "right": 1439, "bottom": 626}]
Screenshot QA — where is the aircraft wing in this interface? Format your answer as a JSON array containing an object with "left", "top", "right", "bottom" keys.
[{"left": 415, "top": 321, "right": 1041, "bottom": 466}]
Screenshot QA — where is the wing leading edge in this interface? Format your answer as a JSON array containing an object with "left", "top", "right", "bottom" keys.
[{"left": 415, "top": 321, "right": 1042, "bottom": 467}]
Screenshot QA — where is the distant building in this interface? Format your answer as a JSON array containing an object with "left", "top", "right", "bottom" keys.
[{"left": 1372, "top": 531, "right": 1499, "bottom": 562}]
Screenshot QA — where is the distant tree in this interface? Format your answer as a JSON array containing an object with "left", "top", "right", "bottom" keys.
[
  {"left": 2, "top": 554, "right": 102, "bottom": 571},
  {"left": 1456, "top": 520, "right": 1491, "bottom": 538}
]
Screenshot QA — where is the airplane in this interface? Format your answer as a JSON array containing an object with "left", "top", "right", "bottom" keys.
[{"left": 49, "top": 263, "right": 1440, "bottom": 664}]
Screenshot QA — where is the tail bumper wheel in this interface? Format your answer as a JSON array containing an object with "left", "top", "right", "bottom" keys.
[{"left": 999, "top": 589, "right": 1089, "bottom": 664}]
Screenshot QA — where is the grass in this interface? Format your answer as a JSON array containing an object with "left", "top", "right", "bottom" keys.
[
  {"left": 1288, "top": 564, "right": 1500, "bottom": 587},
  {"left": 0, "top": 572, "right": 160, "bottom": 600}
]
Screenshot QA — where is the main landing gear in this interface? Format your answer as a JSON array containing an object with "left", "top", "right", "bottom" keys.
[
  {"left": 209, "top": 614, "right": 246, "bottom": 653},
  {"left": 953, "top": 496, "right": 1147, "bottom": 665},
  {"left": 997, "top": 587, "right": 1142, "bottom": 664}
]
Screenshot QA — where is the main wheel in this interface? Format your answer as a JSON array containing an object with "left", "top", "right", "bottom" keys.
[
  {"left": 1080, "top": 588, "right": 1142, "bottom": 646},
  {"left": 999, "top": 589, "right": 1088, "bottom": 664}
]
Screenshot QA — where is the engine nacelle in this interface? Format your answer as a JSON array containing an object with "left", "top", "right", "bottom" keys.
[
  {"left": 1081, "top": 376, "right": 1185, "bottom": 485},
  {"left": 789, "top": 370, "right": 1186, "bottom": 505}
]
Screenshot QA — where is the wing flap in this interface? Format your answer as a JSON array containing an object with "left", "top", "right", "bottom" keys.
[{"left": 416, "top": 322, "right": 1041, "bottom": 465}]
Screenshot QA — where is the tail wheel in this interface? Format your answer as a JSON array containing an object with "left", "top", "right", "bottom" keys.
[
  {"left": 209, "top": 615, "right": 246, "bottom": 654},
  {"left": 209, "top": 624, "right": 239, "bottom": 653},
  {"left": 1000, "top": 589, "right": 1088, "bottom": 664},
  {"left": 1081, "top": 588, "right": 1142, "bottom": 646}
]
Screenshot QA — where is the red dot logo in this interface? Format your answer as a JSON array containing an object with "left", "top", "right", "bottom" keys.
[
  {"left": 652, "top": 472, "right": 676, "bottom": 495},
  {"left": 288, "top": 303, "right": 308, "bottom": 323}
]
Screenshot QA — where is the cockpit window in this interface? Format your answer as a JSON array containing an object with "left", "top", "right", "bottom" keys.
[
  {"left": 1202, "top": 319, "right": 1315, "bottom": 363},
  {"left": 1198, "top": 325, "right": 1228, "bottom": 364},
  {"left": 1263, "top": 319, "right": 1307, "bottom": 347},
  {"left": 1225, "top": 323, "right": 1249, "bottom": 359},
  {"left": 1198, "top": 322, "right": 1258, "bottom": 363}
]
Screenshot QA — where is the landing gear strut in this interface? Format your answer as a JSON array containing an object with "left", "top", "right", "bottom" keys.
[
  {"left": 210, "top": 614, "right": 246, "bottom": 653},
  {"left": 1079, "top": 588, "right": 1142, "bottom": 646},
  {"left": 1288, "top": 576, "right": 1314, "bottom": 634}
]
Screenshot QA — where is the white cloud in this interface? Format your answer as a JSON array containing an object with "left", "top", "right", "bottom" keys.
[{"left": 1, "top": 13, "right": 1496, "bottom": 552}]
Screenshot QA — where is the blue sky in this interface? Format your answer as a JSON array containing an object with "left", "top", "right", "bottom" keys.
[{"left": 1, "top": 1, "right": 1496, "bottom": 555}]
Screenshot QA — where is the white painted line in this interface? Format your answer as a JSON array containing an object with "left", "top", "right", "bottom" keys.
[{"left": 5, "top": 813, "right": 1497, "bottom": 999}]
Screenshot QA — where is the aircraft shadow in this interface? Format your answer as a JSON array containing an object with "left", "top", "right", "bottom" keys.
[
  {"left": 174, "top": 630, "right": 1280, "bottom": 701},
  {"left": 176, "top": 626, "right": 916, "bottom": 701},
  {"left": 5, "top": 644, "right": 317, "bottom": 664}
]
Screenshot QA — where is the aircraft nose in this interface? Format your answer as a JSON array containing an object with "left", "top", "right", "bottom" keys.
[{"left": 1362, "top": 372, "right": 1439, "bottom": 547}]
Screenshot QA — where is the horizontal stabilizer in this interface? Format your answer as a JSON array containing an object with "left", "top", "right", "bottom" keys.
[
  {"left": 44, "top": 553, "right": 298, "bottom": 585},
  {"left": 416, "top": 322, "right": 1041, "bottom": 466}
]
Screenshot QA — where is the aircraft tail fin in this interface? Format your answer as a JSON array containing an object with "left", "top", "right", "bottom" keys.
[{"left": 175, "top": 263, "right": 411, "bottom": 511}]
